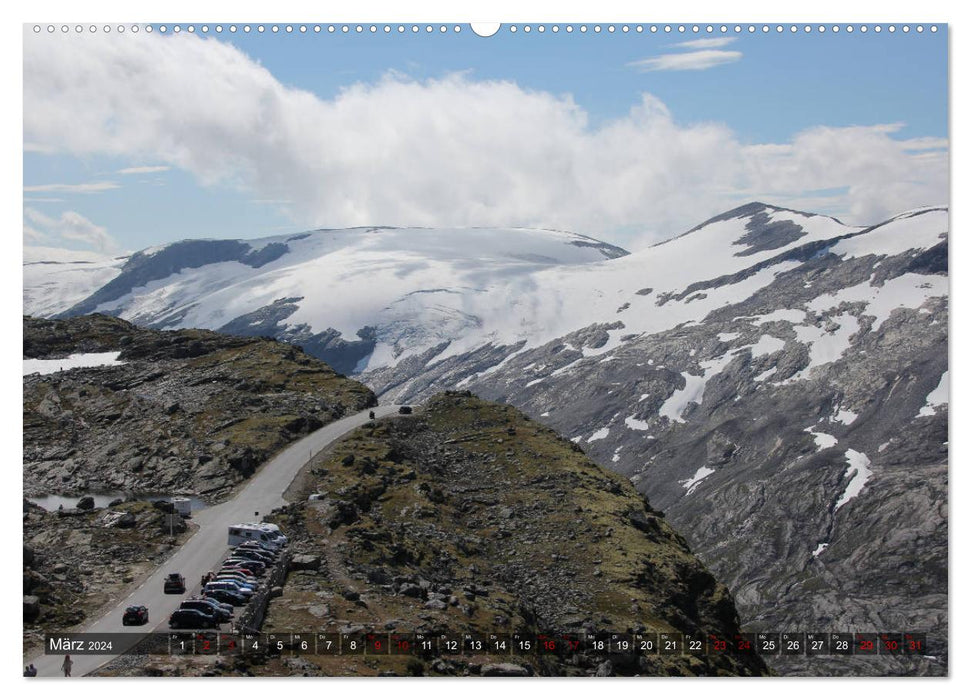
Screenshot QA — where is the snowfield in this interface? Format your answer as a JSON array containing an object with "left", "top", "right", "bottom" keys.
[
  {"left": 23, "top": 246, "right": 128, "bottom": 317},
  {"left": 23, "top": 351, "right": 125, "bottom": 376}
]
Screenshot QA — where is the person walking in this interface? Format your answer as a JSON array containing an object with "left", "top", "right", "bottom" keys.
[{"left": 61, "top": 654, "right": 73, "bottom": 677}]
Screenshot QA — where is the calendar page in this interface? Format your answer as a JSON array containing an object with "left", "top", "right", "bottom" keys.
[{"left": 20, "top": 7, "right": 950, "bottom": 685}]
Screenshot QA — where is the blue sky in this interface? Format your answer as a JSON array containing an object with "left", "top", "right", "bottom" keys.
[{"left": 23, "top": 23, "right": 948, "bottom": 252}]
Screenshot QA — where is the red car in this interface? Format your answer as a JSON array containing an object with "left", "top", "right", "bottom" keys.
[{"left": 122, "top": 605, "right": 149, "bottom": 626}]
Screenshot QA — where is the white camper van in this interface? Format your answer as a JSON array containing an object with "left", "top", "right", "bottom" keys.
[{"left": 227, "top": 523, "right": 288, "bottom": 550}]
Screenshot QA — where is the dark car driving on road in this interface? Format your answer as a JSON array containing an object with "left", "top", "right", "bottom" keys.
[
  {"left": 163, "top": 573, "right": 187, "bottom": 594},
  {"left": 122, "top": 605, "right": 149, "bottom": 626}
]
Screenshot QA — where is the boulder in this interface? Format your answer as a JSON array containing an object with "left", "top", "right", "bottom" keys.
[
  {"left": 23, "top": 595, "right": 41, "bottom": 623},
  {"left": 76, "top": 496, "right": 95, "bottom": 510},
  {"left": 289, "top": 554, "right": 321, "bottom": 572},
  {"left": 398, "top": 582, "right": 423, "bottom": 598},
  {"left": 481, "top": 663, "right": 531, "bottom": 677}
]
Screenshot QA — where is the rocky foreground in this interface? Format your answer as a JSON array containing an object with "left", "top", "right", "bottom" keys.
[
  {"left": 23, "top": 497, "right": 193, "bottom": 656},
  {"left": 23, "top": 314, "right": 376, "bottom": 501},
  {"left": 245, "top": 393, "right": 767, "bottom": 677}
]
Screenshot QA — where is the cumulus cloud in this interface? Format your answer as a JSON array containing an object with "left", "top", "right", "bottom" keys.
[
  {"left": 23, "top": 208, "right": 118, "bottom": 253},
  {"left": 628, "top": 49, "right": 743, "bottom": 72},
  {"left": 23, "top": 32, "right": 948, "bottom": 246},
  {"left": 117, "top": 165, "right": 171, "bottom": 175}
]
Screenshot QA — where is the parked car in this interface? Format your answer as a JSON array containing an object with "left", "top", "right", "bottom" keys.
[
  {"left": 204, "top": 581, "right": 254, "bottom": 598},
  {"left": 237, "top": 540, "right": 278, "bottom": 556},
  {"left": 398, "top": 405, "right": 413, "bottom": 414},
  {"left": 163, "top": 573, "right": 186, "bottom": 594},
  {"left": 223, "top": 560, "right": 265, "bottom": 576},
  {"left": 212, "top": 576, "right": 256, "bottom": 592},
  {"left": 122, "top": 605, "right": 149, "bottom": 626},
  {"left": 225, "top": 551, "right": 269, "bottom": 569},
  {"left": 203, "top": 588, "right": 247, "bottom": 607},
  {"left": 199, "top": 596, "right": 234, "bottom": 616},
  {"left": 224, "top": 556, "right": 267, "bottom": 570},
  {"left": 233, "top": 547, "right": 274, "bottom": 563},
  {"left": 179, "top": 599, "right": 231, "bottom": 623},
  {"left": 215, "top": 572, "right": 258, "bottom": 587},
  {"left": 219, "top": 566, "right": 258, "bottom": 578},
  {"left": 168, "top": 608, "right": 218, "bottom": 629}
]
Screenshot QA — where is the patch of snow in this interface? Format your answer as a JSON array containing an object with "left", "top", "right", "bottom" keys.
[
  {"left": 786, "top": 314, "right": 860, "bottom": 381},
  {"left": 804, "top": 428, "right": 838, "bottom": 450},
  {"left": 750, "top": 334, "right": 786, "bottom": 357},
  {"left": 832, "top": 408, "right": 858, "bottom": 425},
  {"left": 812, "top": 543, "right": 829, "bottom": 557},
  {"left": 23, "top": 351, "right": 125, "bottom": 376},
  {"left": 659, "top": 353, "right": 735, "bottom": 423},
  {"left": 525, "top": 377, "right": 545, "bottom": 387},
  {"left": 834, "top": 449, "right": 873, "bottom": 511},
  {"left": 680, "top": 466, "right": 716, "bottom": 495},
  {"left": 587, "top": 427, "right": 610, "bottom": 443},
  {"left": 540, "top": 411, "right": 550, "bottom": 417},
  {"left": 611, "top": 446, "right": 624, "bottom": 463},
  {"left": 624, "top": 416, "right": 651, "bottom": 431},
  {"left": 918, "top": 370, "right": 948, "bottom": 416},
  {"left": 878, "top": 442, "right": 890, "bottom": 452},
  {"left": 753, "top": 367, "right": 777, "bottom": 382},
  {"left": 717, "top": 332, "right": 741, "bottom": 342}
]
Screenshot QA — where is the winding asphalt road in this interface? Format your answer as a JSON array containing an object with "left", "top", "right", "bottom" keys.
[{"left": 27, "top": 404, "right": 401, "bottom": 678}]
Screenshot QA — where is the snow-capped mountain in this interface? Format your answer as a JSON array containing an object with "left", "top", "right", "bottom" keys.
[
  {"left": 23, "top": 246, "right": 128, "bottom": 318},
  {"left": 26, "top": 202, "right": 948, "bottom": 674},
  {"left": 47, "top": 227, "right": 628, "bottom": 374}
]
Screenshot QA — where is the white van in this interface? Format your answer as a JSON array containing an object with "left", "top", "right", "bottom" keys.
[{"left": 227, "top": 523, "right": 287, "bottom": 550}]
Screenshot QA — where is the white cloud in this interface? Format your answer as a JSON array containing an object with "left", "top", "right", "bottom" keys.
[
  {"left": 24, "top": 181, "right": 120, "bottom": 194},
  {"left": 117, "top": 165, "right": 171, "bottom": 175},
  {"left": 673, "top": 37, "right": 738, "bottom": 50},
  {"left": 23, "top": 208, "right": 118, "bottom": 253},
  {"left": 23, "top": 33, "right": 948, "bottom": 247},
  {"left": 628, "top": 49, "right": 743, "bottom": 72}
]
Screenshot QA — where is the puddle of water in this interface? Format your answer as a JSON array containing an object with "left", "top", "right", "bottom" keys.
[{"left": 26, "top": 493, "right": 209, "bottom": 513}]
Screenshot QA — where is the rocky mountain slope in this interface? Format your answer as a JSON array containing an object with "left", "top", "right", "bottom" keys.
[
  {"left": 256, "top": 393, "right": 767, "bottom": 677},
  {"left": 363, "top": 204, "right": 949, "bottom": 675},
  {"left": 23, "top": 314, "right": 376, "bottom": 501}
]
